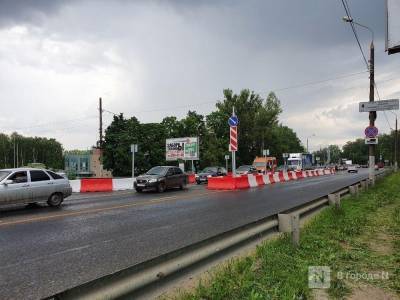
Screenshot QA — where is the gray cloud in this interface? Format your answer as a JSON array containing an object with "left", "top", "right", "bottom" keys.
[{"left": 0, "top": 0, "right": 397, "bottom": 151}]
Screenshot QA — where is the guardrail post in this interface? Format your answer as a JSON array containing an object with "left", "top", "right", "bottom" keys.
[
  {"left": 349, "top": 185, "right": 359, "bottom": 197},
  {"left": 328, "top": 193, "right": 340, "bottom": 208},
  {"left": 360, "top": 180, "right": 366, "bottom": 191},
  {"left": 278, "top": 213, "right": 300, "bottom": 247}
]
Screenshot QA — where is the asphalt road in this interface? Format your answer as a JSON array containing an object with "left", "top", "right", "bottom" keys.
[{"left": 0, "top": 169, "right": 376, "bottom": 299}]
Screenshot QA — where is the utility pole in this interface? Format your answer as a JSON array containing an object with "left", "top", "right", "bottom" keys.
[
  {"left": 99, "top": 97, "right": 103, "bottom": 148},
  {"left": 369, "top": 41, "right": 376, "bottom": 182},
  {"left": 395, "top": 117, "right": 398, "bottom": 171}
]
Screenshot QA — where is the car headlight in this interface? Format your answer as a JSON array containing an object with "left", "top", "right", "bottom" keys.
[
  {"left": 149, "top": 178, "right": 158, "bottom": 183},
  {"left": 207, "top": 175, "right": 212, "bottom": 178}
]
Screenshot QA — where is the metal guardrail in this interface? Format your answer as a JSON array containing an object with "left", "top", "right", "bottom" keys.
[{"left": 48, "top": 169, "right": 393, "bottom": 300}]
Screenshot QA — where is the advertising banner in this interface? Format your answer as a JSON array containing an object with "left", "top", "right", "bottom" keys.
[{"left": 166, "top": 137, "right": 199, "bottom": 161}]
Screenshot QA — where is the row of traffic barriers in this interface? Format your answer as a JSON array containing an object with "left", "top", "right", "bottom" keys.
[
  {"left": 207, "top": 169, "right": 336, "bottom": 190},
  {"left": 70, "top": 175, "right": 197, "bottom": 193}
]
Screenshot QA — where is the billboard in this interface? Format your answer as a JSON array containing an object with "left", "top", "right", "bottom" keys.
[
  {"left": 386, "top": 0, "right": 400, "bottom": 54},
  {"left": 166, "top": 137, "right": 199, "bottom": 161}
]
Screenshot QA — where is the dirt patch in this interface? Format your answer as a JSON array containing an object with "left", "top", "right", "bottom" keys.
[
  {"left": 367, "top": 232, "right": 394, "bottom": 255},
  {"left": 312, "top": 289, "right": 329, "bottom": 300},
  {"left": 346, "top": 283, "right": 399, "bottom": 300}
]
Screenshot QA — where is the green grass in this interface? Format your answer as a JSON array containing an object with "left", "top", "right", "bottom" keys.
[{"left": 174, "top": 172, "right": 400, "bottom": 300}]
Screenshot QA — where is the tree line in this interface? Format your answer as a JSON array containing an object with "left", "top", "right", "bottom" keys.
[
  {"left": 0, "top": 132, "right": 64, "bottom": 170},
  {"left": 312, "top": 132, "right": 398, "bottom": 165},
  {"left": 103, "top": 89, "right": 304, "bottom": 176}
]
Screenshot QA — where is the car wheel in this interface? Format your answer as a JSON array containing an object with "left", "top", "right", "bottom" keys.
[
  {"left": 135, "top": 188, "right": 143, "bottom": 193},
  {"left": 47, "top": 193, "right": 63, "bottom": 207},
  {"left": 157, "top": 182, "right": 166, "bottom": 193},
  {"left": 196, "top": 181, "right": 201, "bottom": 185}
]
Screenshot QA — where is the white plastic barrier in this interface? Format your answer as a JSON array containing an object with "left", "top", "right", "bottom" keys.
[
  {"left": 112, "top": 178, "right": 135, "bottom": 191},
  {"left": 69, "top": 180, "right": 81, "bottom": 193}
]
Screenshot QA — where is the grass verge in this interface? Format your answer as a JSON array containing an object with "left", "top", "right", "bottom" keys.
[{"left": 173, "top": 172, "right": 400, "bottom": 300}]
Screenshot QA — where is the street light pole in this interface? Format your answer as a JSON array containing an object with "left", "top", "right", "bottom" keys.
[
  {"left": 306, "top": 134, "right": 315, "bottom": 153},
  {"left": 389, "top": 111, "right": 398, "bottom": 171},
  {"left": 368, "top": 41, "right": 376, "bottom": 182},
  {"left": 394, "top": 115, "right": 399, "bottom": 172},
  {"left": 343, "top": 16, "right": 376, "bottom": 182}
]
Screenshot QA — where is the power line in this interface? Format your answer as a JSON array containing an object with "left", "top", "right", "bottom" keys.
[
  {"left": 341, "top": 0, "right": 369, "bottom": 70},
  {"left": 273, "top": 70, "right": 367, "bottom": 92}
]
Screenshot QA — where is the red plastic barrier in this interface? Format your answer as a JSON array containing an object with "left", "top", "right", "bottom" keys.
[
  {"left": 235, "top": 176, "right": 250, "bottom": 189},
  {"left": 269, "top": 173, "right": 275, "bottom": 184},
  {"left": 278, "top": 171, "right": 285, "bottom": 182},
  {"left": 188, "top": 174, "right": 196, "bottom": 184},
  {"left": 207, "top": 176, "right": 236, "bottom": 190},
  {"left": 295, "top": 171, "right": 303, "bottom": 179},
  {"left": 288, "top": 171, "right": 294, "bottom": 180},
  {"left": 81, "top": 178, "right": 113, "bottom": 192},
  {"left": 255, "top": 174, "right": 265, "bottom": 186}
]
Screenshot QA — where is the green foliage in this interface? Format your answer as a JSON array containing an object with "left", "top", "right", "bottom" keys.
[
  {"left": 0, "top": 132, "right": 63, "bottom": 170},
  {"left": 103, "top": 89, "right": 304, "bottom": 175}
]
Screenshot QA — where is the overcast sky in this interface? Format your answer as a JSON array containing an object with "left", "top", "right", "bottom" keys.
[{"left": 0, "top": 0, "right": 399, "bottom": 151}]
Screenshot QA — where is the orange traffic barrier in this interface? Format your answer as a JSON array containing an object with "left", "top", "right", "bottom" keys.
[
  {"left": 207, "top": 176, "right": 236, "bottom": 190},
  {"left": 295, "top": 171, "right": 304, "bottom": 179},
  {"left": 255, "top": 174, "right": 265, "bottom": 186},
  {"left": 81, "top": 178, "right": 113, "bottom": 192},
  {"left": 188, "top": 174, "right": 196, "bottom": 184},
  {"left": 235, "top": 176, "right": 250, "bottom": 189}
]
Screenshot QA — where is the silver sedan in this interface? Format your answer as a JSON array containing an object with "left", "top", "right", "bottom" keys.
[{"left": 0, "top": 168, "right": 72, "bottom": 207}]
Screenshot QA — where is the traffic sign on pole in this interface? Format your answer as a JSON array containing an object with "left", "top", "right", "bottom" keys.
[
  {"left": 365, "top": 137, "right": 378, "bottom": 145},
  {"left": 365, "top": 126, "right": 378, "bottom": 138},
  {"left": 229, "top": 126, "right": 238, "bottom": 151},
  {"left": 359, "top": 99, "right": 399, "bottom": 112},
  {"left": 228, "top": 115, "right": 239, "bottom": 127}
]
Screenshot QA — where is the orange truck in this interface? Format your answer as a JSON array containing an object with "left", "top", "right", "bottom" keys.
[{"left": 253, "top": 156, "right": 277, "bottom": 174}]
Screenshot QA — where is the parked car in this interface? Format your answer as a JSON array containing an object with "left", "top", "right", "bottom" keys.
[
  {"left": 0, "top": 168, "right": 72, "bottom": 207},
  {"left": 195, "top": 167, "right": 227, "bottom": 184},
  {"left": 134, "top": 166, "right": 187, "bottom": 192},
  {"left": 348, "top": 165, "right": 358, "bottom": 173},
  {"left": 236, "top": 165, "right": 258, "bottom": 175}
]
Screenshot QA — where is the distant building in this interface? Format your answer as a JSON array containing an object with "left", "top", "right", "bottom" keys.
[{"left": 64, "top": 148, "right": 112, "bottom": 178}]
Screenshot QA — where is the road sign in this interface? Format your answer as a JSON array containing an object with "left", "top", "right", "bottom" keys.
[
  {"left": 228, "top": 115, "right": 239, "bottom": 127},
  {"left": 224, "top": 155, "right": 230, "bottom": 160},
  {"left": 282, "top": 153, "right": 289, "bottom": 158},
  {"left": 365, "top": 126, "right": 378, "bottom": 138},
  {"left": 130, "top": 144, "right": 138, "bottom": 153},
  {"left": 365, "top": 137, "right": 378, "bottom": 145},
  {"left": 262, "top": 149, "right": 270, "bottom": 156},
  {"left": 229, "top": 126, "right": 238, "bottom": 151},
  {"left": 359, "top": 99, "right": 399, "bottom": 112}
]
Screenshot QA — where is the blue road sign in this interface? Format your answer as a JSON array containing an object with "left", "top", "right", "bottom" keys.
[
  {"left": 228, "top": 115, "right": 239, "bottom": 127},
  {"left": 365, "top": 126, "right": 378, "bottom": 138}
]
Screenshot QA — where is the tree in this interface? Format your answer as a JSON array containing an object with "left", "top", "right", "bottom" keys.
[
  {"left": 102, "top": 89, "right": 305, "bottom": 174},
  {"left": 342, "top": 138, "right": 368, "bottom": 164},
  {"left": 0, "top": 132, "right": 63, "bottom": 169}
]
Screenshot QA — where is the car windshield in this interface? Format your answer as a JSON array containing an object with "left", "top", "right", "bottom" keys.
[
  {"left": 146, "top": 166, "right": 168, "bottom": 175},
  {"left": 237, "top": 165, "right": 251, "bottom": 171},
  {"left": 202, "top": 167, "right": 217, "bottom": 173},
  {"left": 288, "top": 160, "right": 300, "bottom": 166},
  {"left": 0, "top": 171, "right": 11, "bottom": 182}
]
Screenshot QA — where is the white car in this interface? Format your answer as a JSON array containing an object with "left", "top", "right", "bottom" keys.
[
  {"left": 0, "top": 168, "right": 72, "bottom": 207},
  {"left": 347, "top": 165, "right": 358, "bottom": 173}
]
